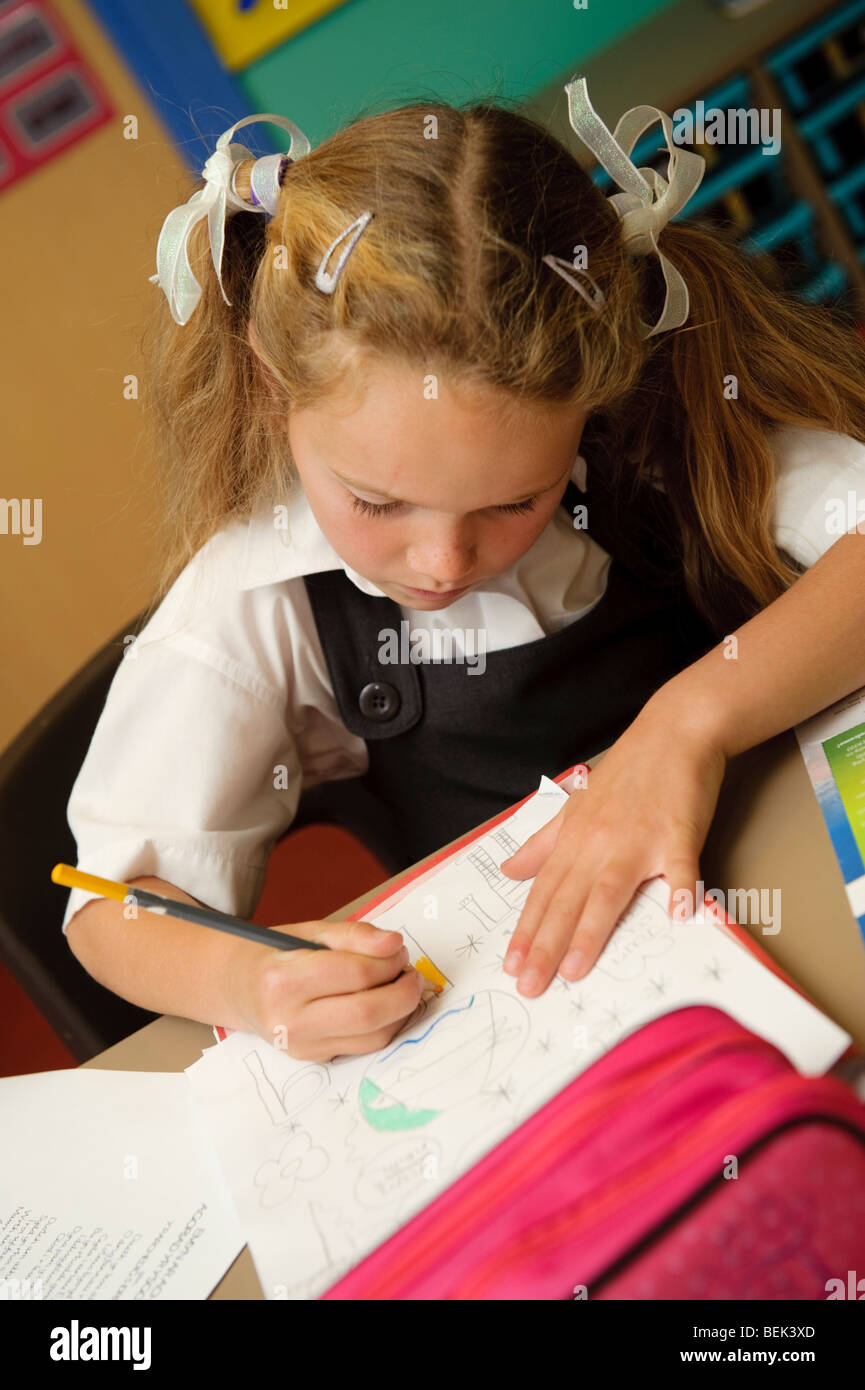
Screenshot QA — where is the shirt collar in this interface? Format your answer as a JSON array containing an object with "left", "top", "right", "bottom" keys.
[
  {"left": 238, "top": 456, "right": 588, "bottom": 593},
  {"left": 238, "top": 485, "right": 389, "bottom": 595}
]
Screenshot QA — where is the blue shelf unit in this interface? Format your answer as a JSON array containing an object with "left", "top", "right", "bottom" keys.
[
  {"left": 587, "top": 6, "right": 865, "bottom": 315},
  {"left": 765, "top": 0, "right": 865, "bottom": 116},
  {"left": 767, "top": 0, "right": 865, "bottom": 294}
]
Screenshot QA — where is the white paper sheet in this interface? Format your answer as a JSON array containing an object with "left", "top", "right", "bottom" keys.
[
  {"left": 186, "top": 776, "right": 851, "bottom": 1300},
  {"left": 0, "top": 1069, "right": 246, "bottom": 1300}
]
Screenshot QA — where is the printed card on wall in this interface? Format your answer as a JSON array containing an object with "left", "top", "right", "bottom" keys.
[
  {"left": 189, "top": 0, "right": 355, "bottom": 72},
  {"left": 0, "top": 1, "right": 112, "bottom": 193}
]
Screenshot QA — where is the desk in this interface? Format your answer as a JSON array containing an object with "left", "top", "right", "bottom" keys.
[{"left": 80, "top": 730, "right": 865, "bottom": 1299}]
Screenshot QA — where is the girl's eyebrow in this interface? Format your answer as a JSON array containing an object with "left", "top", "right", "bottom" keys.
[{"left": 328, "top": 461, "right": 573, "bottom": 507}]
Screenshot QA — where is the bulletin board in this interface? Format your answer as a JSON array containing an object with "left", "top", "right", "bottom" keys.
[
  {"left": 188, "top": 0, "right": 352, "bottom": 71},
  {"left": 0, "top": 0, "right": 112, "bottom": 193}
]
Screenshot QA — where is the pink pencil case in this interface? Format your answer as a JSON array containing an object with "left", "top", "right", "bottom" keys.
[{"left": 322, "top": 1003, "right": 865, "bottom": 1300}]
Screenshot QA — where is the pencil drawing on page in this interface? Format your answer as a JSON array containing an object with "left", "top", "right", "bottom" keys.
[
  {"left": 358, "top": 990, "right": 530, "bottom": 1131},
  {"left": 184, "top": 776, "right": 851, "bottom": 1301}
]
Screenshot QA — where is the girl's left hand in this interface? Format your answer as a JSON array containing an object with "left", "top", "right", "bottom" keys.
[{"left": 498, "top": 696, "right": 727, "bottom": 996}]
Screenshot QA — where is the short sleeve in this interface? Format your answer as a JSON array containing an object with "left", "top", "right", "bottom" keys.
[
  {"left": 61, "top": 636, "right": 303, "bottom": 934},
  {"left": 59, "top": 523, "right": 313, "bottom": 936},
  {"left": 771, "top": 427, "right": 865, "bottom": 569}
]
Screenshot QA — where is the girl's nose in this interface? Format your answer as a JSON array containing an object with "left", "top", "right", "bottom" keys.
[{"left": 405, "top": 531, "right": 476, "bottom": 586}]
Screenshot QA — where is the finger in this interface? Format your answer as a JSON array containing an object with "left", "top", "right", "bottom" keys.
[
  {"left": 503, "top": 836, "right": 580, "bottom": 975},
  {"left": 512, "top": 852, "right": 639, "bottom": 995},
  {"left": 298, "top": 967, "right": 427, "bottom": 1044},
  {"left": 499, "top": 808, "right": 566, "bottom": 880},
  {"left": 556, "top": 861, "right": 646, "bottom": 982},
  {"left": 511, "top": 884, "right": 592, "bottom": 995},
  {"left": 299, "top": 917, "right": 407, "bottom": 958},
  {"left": 277, "top": 940, "right": 419, "bottom": 1003},
  {"left": 275, "top": 918, "right": 410, "bottom": 995}
]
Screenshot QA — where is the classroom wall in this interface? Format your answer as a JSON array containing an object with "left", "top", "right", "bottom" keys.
[{"left": 0, "top": 0, "right": 191, "bottom": 749}]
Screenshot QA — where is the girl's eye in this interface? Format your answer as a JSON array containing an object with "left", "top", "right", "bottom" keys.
[
  {"left": 496, "top": 497, "right": 538, "bottom": 515},
  {"left": 350, "top": 495, "right": 400, "bottom": 517},
  {"left": 349, "top": 494, "right": 539, "bottom": 517}
]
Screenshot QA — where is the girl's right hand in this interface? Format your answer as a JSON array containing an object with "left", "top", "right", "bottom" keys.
[{"left": 232, "top": 918, "right": 428, "bottom": 1061}]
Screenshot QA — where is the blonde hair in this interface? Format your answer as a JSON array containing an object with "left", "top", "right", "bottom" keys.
[{"left": 139, "top": 97, "right": 865, "bottom": 633}]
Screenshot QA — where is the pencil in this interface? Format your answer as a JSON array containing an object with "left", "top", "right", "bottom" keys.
[
  {"left": 51, "top": 864, "right": 327, "bottom": 952},
  {"left": 51, "top": 864, "right": 444, "bottom": 993}
]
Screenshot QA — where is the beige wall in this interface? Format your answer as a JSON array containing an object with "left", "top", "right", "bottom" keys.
[{"left": 0, "top": 0, "right": 190, "bottom": 749}]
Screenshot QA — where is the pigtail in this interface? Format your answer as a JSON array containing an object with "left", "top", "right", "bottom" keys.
[
  {"left": 137, "top": 175, "right": 285, "bottom": 620},
  {"left": 593, "top": 217, "right": 865, "bottom": 633}
]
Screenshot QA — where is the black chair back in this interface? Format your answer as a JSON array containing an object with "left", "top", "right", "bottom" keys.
[{"left": 0, "top": 620, "right": 159, "bottom": 1061}]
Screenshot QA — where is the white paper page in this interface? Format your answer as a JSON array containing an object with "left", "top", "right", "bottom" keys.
[
  {"left": 0, "top": 1070, "right": 246, "bottom": 1300},
  {"left": 186, "top": 777, "right": 851, "bottom": 1301}
]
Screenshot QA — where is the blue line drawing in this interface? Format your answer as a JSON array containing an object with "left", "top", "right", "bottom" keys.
[
  {"left": 379, "top": 997, "right": 476, "bottom": 1064},
  {"left": 360, "top": 990, "right": 531, "bottom": 1128}
]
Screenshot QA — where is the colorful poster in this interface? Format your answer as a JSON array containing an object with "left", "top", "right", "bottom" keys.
[
  {"left": 822, "top": 721, "right": 865, "bottom": 861},
  {"left": 189, "top": 0, "right": 354, "bottom": 71},
  {"left": 0, "top": 1, "right": 112, "bottom": 193},
  {"left": 795, "top": 686, "right": 865, "bottom": 943}
]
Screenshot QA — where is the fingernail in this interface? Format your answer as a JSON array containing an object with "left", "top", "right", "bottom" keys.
[
  {"left": 519, "top": 967, "right": 541, "bottom": 994},
  {"left": 560, "top": 950, "right": 585, "bottom": 978},
  {"left": 503, "top": 950, "right": 524, "bottom": 975}
]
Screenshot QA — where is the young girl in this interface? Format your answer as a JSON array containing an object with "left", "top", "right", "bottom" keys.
[{"left": 63, "top": 79, "right": 865, "bottom": 1061}]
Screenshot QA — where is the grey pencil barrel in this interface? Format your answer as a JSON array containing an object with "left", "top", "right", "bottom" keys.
[{"left": 129, "top": 889, "right": 328, "bottom": 952}]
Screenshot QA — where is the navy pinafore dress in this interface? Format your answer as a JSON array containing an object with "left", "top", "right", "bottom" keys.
[{"left": 298, "top": 463, "right": 719, "bottom": 873}]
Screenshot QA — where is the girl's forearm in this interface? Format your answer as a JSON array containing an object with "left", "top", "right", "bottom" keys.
[
  {"left": 66, "top": 875, "right": 260, "bottom": 1031},
  {"left": 644, "top": 530, "right": 865, "bottom": 759}
]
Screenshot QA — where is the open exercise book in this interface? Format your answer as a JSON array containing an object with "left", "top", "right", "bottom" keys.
[{"left": 185, "top": 766, "right": 852, "bottom": 1301}]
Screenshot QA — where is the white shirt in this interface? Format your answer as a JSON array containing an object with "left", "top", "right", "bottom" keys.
[{"left": 60, "top": 426, "right": 865, "bottom": 933}]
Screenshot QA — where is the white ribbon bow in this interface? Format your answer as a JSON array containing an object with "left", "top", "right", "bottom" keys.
[
  {"left": 149, "top": 113, "right": 311, "bottom": 326},
  {"left": 563, "top": 75, "right": 705, "bottom": 338}
]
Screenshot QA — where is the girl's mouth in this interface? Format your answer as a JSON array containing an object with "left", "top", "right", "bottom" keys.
[{"left": 399, "top": 583, "right": 472, "bottom": 601}]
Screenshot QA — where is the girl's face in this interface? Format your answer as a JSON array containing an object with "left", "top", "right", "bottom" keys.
[{"left": 276, "top": 349, "right": 588, "bottom": 609}]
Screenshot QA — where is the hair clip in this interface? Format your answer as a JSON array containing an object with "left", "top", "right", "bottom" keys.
[
  {"left": 314, "top": 210, "right": 374, "bottom": 294},
  {"left": 542, "top": 255, "right": 605, "bottom": 311}
]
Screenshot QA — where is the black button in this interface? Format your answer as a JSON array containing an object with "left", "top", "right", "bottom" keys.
[{"left": 358, "top": 681, "right": 401, "bottom": 721}]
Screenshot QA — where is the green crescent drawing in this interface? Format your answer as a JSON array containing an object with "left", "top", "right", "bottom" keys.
[{"left": 358, "top": 1076, "right": 440, "bottom": 1131}]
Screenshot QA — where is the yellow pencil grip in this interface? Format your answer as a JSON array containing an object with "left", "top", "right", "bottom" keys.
[
  {"left": 413, "top": 956, "right": 446, "bottom": 994},
  {"left": 51, "top": 863, "right": 131, "bottom": 902}
]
